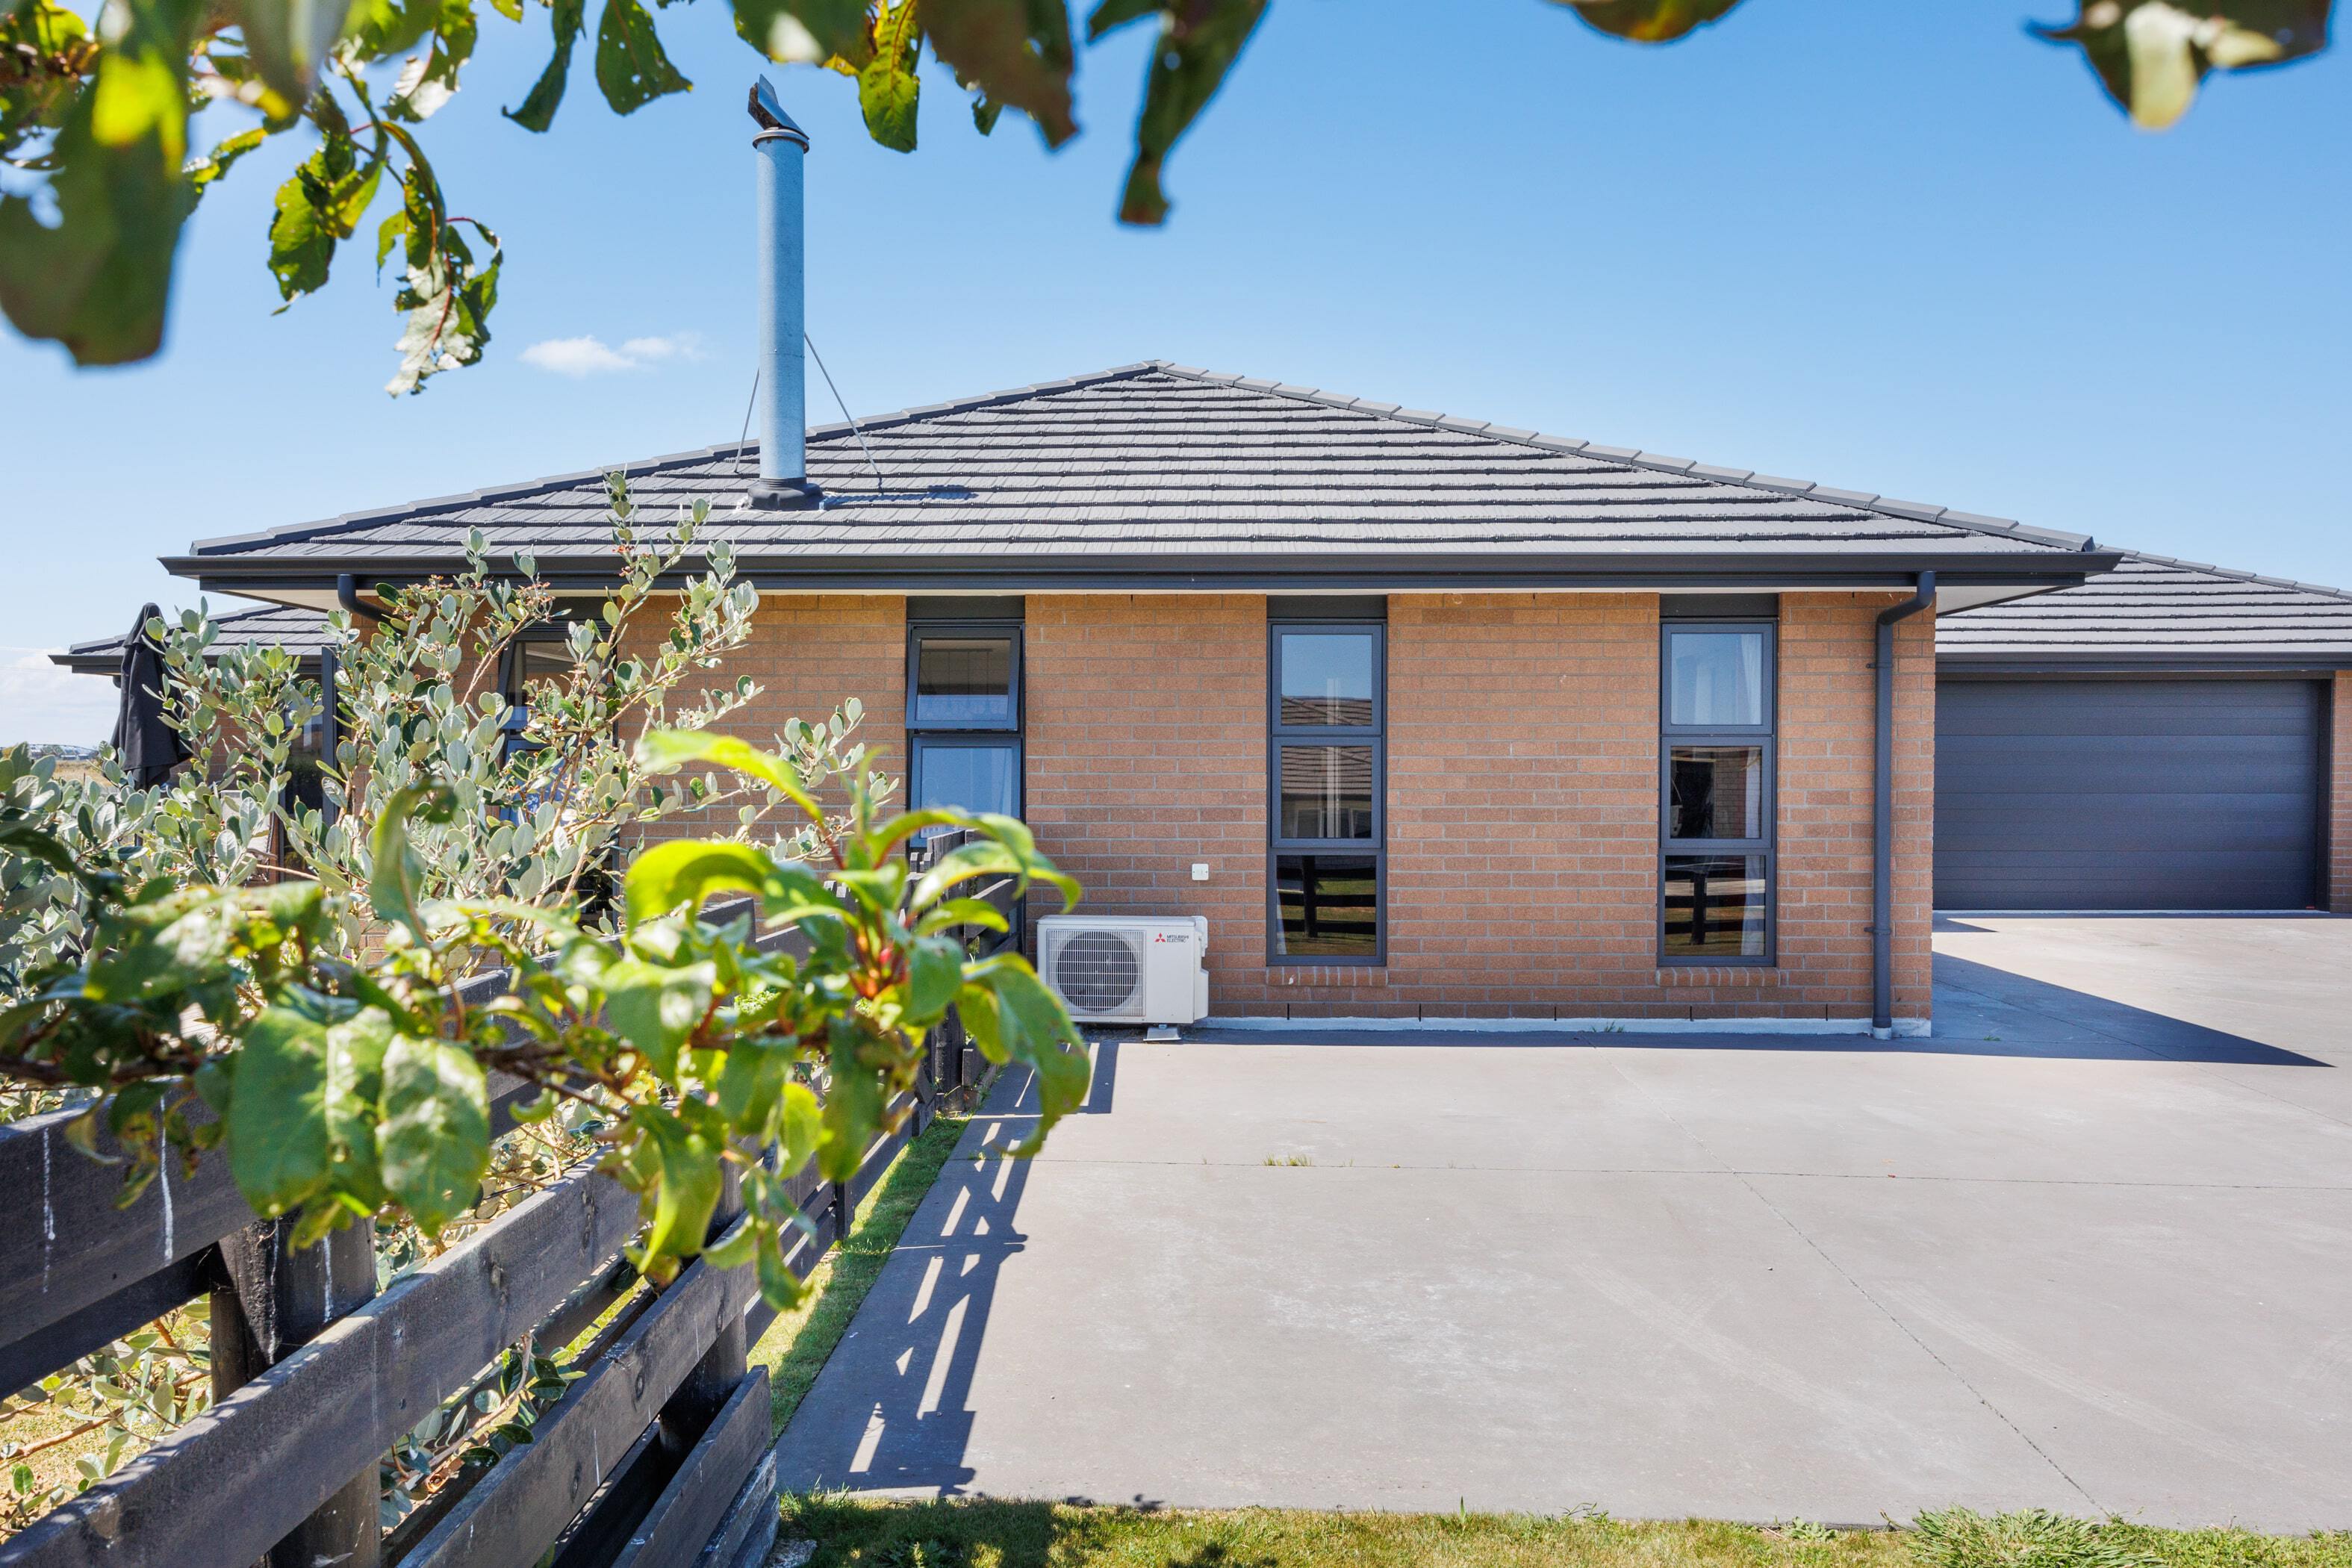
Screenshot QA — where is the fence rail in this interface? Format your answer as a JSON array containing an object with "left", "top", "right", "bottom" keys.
[{"left": 0, "top": 846, "right": 1021, "bottom": 1568}]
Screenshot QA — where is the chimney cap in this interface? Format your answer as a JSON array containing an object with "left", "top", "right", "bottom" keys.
[{"left": 749, "top": 77, "right": 809, "bottom": 147}]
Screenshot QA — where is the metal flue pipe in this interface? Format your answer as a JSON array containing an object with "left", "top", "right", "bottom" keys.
[{"left": 747, "top": 78, "right": 820, "bottom": 510}]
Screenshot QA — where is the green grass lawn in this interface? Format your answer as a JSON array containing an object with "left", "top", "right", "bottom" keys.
[
  {"left": 750, "top": 1108, "right": 973, "bottom": 1438},
  {"left": 777, "top": 1500, "right": 2352, "bottom": 1568}
]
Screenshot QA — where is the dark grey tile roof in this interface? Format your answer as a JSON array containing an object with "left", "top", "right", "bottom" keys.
[
  {"left": 169, "top": 363, "right": 2106, "bottom": 590},
  {"left": 52, "top": 603, "right": 333, "bottom": 676},
  {"left": 1938, "top": 553, "right": 2352, "bottom": 669}
]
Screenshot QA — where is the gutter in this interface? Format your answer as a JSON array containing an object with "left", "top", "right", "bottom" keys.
[
  {"left": 1873, "top": 570, "right": 1935, "bottom": 1037},
  {"left": 1937, "top": 651, "right": 2352, "bottom": 676},
  {"left": 335, "top": 573, "right": 383, "bottom": 623},
  {"left": 175, "top": 550, "right": 2121, "bottom": 600}
]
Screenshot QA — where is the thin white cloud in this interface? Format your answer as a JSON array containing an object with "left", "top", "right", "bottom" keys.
[
  {"left": 520, "top": 332, "right": 706, "bottom": 377},
  {"left": 520, "top": 336, "right": 638, "bottom": 377},
  {"left": 619, "top": 332, "right": 705, "bottom": 363},
  {"left": 0, "top": 647, "right": 119, "bottom": 747}
]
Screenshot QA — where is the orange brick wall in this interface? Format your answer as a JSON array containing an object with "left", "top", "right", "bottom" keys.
[
  {"left": 1021, "top": 595, "right": 1272, "bottom": 1009},
  {"left": 682, "top": 589, "right": 1935, "bottom": 1024},
  {"left": 1777, "top": 593, "right": 1935, "bottom": 1022},
  {"left": 1378, "top": 593, "right": 1656, "bottom": 1017},
  {"left": 627, "top": 594, "right": 905, "bottom": 839},
  {"left": 2333, "top": 672, "right": 2352, "bottom": 913},
  {"left": 1021, "top": 589, "right": 1932, "bottom": 1024}
]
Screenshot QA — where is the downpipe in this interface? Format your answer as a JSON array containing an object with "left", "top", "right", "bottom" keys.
[
  {"left": 1872, "top": 570, "right": 1935, "bottom": 1037},
  {"left": 323, "top": 575, "right": 382, "bottom": 829}
]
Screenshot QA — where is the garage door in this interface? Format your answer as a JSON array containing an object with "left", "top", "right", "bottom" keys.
[{"left": 1935, "top": 678, "right": 2324, "bottom": 910}]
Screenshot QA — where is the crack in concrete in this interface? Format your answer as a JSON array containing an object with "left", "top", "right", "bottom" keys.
[{"left": 1598, "top": 1050, "right": 2107, "bottom": 1515}]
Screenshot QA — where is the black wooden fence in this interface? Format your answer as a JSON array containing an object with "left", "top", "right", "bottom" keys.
[{"left": 0, "top": 843, "right": 1018, "bottom": 1568}]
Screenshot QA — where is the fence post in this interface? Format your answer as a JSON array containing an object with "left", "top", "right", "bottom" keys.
[
  {"left": 658, "top": 1162, "right": 747, "bottom": 1460},
  {"left": 212, "top": 1216, "right": 380, "bottom": 1568}
]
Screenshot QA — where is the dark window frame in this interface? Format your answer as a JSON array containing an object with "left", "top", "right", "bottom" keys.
[
  {"left": 1658, "top": 619, "right": 1778, "bottom": 966},
  {"left": 906, "top": 731, "right": 1026, "bottom": 823},
  {"left": 906, "top": 612, "right": 1028, "bottom": 944},
  {"left": 1267, "top": 615, "right": 1387, "bottom": 966},
  {"left": 907, "top": 616, "right": 1024, "bottom": 797},
  {"left": 904, "top": 620, "right": 1024, "bottom": 735},
  {"left": 497, "top": 620, "right": 584, "bottom": 762}
]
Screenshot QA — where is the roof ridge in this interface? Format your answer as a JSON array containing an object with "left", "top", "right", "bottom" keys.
[
  {"left": 803, "top": 361, "right": 1164, "bottom": 442},
  {"left": 189, "top": 364, "right": 1177, "bottom": 558},
  {"left": 1145, "top": 361, "right": 2099, "bottom": 556}
]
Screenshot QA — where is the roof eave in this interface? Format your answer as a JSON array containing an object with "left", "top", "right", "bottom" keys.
[
  {"left": 1938, "top": 649, "right": 2352, "bottom": 675},
  {"left": 175, "top": 546, "right": 2118, "bottom": 599}
]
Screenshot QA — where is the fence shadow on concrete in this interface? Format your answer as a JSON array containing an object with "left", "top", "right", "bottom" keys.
[{"left": 772, "top": 1066, "right": 1060, "bottom": 1499}]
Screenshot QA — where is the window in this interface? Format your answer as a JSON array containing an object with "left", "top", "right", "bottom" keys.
[
  {"left": 1269, "top": 610, "right": 1384, "bottom": 962},
  {"left": 906, "top": 605, "right": 1023, "bottom": 836},
  {"left": 498, "top": 625, "right": 579, "bottom": 765},
  {"left": 1660, "top": 617, "right": 1775, "bottom": 963}
]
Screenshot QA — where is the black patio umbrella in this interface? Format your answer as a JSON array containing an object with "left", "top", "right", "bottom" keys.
[{"left": 111, "top": 603, "right": 189, "bottom": 789}]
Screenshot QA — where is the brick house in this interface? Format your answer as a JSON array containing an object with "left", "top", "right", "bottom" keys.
[{"left": 81, "top": 361, "right": 2132, "bottom": 1035}]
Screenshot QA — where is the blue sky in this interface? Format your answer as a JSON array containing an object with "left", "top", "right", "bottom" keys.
[{"left": 5, "top": 0, "right": 2348, "bottom": 741}]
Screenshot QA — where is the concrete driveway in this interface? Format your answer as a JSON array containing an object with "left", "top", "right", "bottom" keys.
[{"left": 777, "top": 918, "right": 2352, "bottom": 1530}]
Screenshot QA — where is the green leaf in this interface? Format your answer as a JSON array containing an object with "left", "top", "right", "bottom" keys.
[
  {"left": 323, "top": 1007, "right": 392, "bottom": 1210},
  {"left": 754, "top": 1219, "right": 806, "bottom": 1309},
  {"left": 636, "top": 729, "right": 821, "bottom": 819},
  {"left": 229, "top": 0, "right": 352, "bottom": 105},
  {"left": 818, "top": 1021, "right": 883, "bottom": 1182},
  {"left": 632, "top": 1100, "right": 725, "bottom": 1266},
  {"left": 904, "top": 934, "right": 963, "bottom": 1023},
  {"left": 714, "top": 1035, "right": 789, "bottom": 1136},
  {"left": 387, "top": 0, "right": 479, "bottom": 121},
  {"left": 959, "top": 955, "right": 1088, "bottom": 1151},
  {"left": 1095, "top": 0, "right": 1264, "bottom": 224},
  {"left": 368, "top": 783, "right": 454, "bottom": 933},
  {"left": 185, "top": 128, "right": 267, "bottom": 204},
  {"left": 374, "top": 204, "right": 411, "bottom": 274},
  {"left": 1556, "top": 0, "right": 1745, "bottom": 43},
  {"left": 385, "top": 212, "right": 500, "bottom": 394},
  {"left": 851, "top": 0, "right": 920, "bottom": 151},
  {"left": 377, "top": 1033, "right": 489, "bottom": 1236},
  {"left": 341, "top": 0, "right": 442, "bottom": 57},
  {"left": 777, "top": 1079, "right": 824, "bottom": 1177},
  {"left": 267, "top": 122, "right": 384, "bottom": 303},
  {"left": 604, "top": 956, "right": 715, "bottom": 1077},
  {"left": 87, "top": 887, "right": 237, "bottom": 1002},
  {"left": 0, "top": 0, "right": 202, "bottom": 366},
  {"left": 503, "top": 0, "right": 582, "bottom": 129},
  {"left": 622, "top": 839, "right": 830, "bottom": 930},
  {"left": 923, "top": 0, "right": 1076, "bottom": 146},
  {"left": 592, "top": 0, "right": 690, "bottom": 115},
  {"left": 915, "top": 897, "right": 1011, "bottom": 936},
  {"left": 226, "top": 1004, "right": 333, "bottom": 1216},
  {"left": 2031, "top": 0, "right": 2325, "bottom": 131},
  {"left": 0, "top": 1, "right": 95, "bottom": 159},
  {"left": 732, "top": 0, "right": 865, "bottom": 61},
  {"left": 909, "top": 827, "right": 1079, "bottom": 915},
  {"left": 700, "top": 1213, "right": 759, "bottom": 1270}
]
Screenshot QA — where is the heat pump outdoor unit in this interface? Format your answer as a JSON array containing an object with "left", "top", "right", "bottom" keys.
[{"left": 1036, "top": 915, "right": 1209, "bottom": 1027}]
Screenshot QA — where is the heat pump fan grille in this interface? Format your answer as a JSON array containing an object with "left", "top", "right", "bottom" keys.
[{"left": 1055, "top": 930, "right": 1142, "bottom": 1014}]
